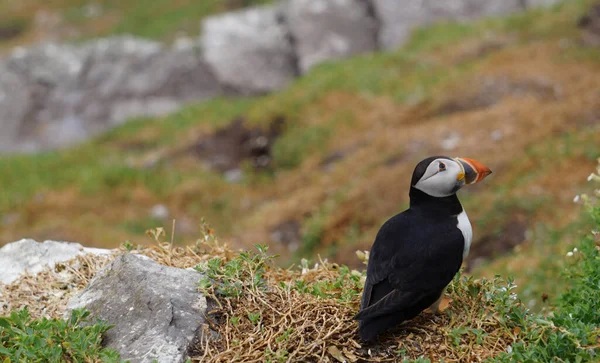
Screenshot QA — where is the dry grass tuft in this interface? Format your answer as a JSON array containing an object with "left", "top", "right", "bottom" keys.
[
  {"left": 190, "top": 245, "right": 518, "bottom": 362},
  {"left": 0, "top": 253, "right": 113, "bottom": 320}
]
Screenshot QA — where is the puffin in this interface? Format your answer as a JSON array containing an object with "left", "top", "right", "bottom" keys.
[{"left": 354, "top": 156, "right": 492, "bottom": 342}]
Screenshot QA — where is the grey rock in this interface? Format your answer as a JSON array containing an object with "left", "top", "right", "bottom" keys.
[
  {"left": 73, "top": 36, "right": 221, "bottom": 129},
  {"left": 526, "top": 0, "right": 563, "bottom": 8},
  {"left": 0, "top": 63, "right": 31, "bottom": 152},
  {"left": 371, "top": 0, "right": 431, "bottom": 50},
  {"left": 150, "top": 204, "right": 170, "bottom": 220},
  {"left": 3, "top": 43, "right": 86, "bottom": 152},
  {"left": 285, "top": 0, "right": 378, "bottom": 73},
  {"left": 426, "top": 0, "right": 523, "bottom": 21},
  {"left": 0, "top": 36, "right": 221, "bottom": 153},
  {"left": 372, "top": 0, "right": 523, "bottom": 50},
  {"left": 0, "top": 239, "right": 111, "bottom": 285},
  {"left": 6, "top": 43, "right": 85, "bottom": 84},
  {"left": 201, "top": 5, "right": 297, "bottom": 94},
  {"left": 67, "top": 254, "right": 208, "bottom": 363}
]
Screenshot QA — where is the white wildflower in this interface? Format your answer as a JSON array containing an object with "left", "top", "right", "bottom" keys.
[
  {"left": 567, "top": 252, "right": 574, "bottom": 257},
  {"left": 588, "top": 173, "right": 600, "bottom": 182},
  {"left": 573, "top": 195, "right": 580, "bottom": 203}
]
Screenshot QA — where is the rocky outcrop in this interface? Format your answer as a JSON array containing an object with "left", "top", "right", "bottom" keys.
[
  {"left": 372, "top": 0, "right": 524, "bottom": 50},
  {"left": 0, "top": 64, "right": 30, "bottom": 152},
  {"left": 1, "top": 37, "right": 221, "bottom": 153},
  {"left": 201, "top": 5, "right": 297, "bottom": 94},
  {"left": 285, "top": 0, "right": 378, "bottom": 73},
  {"left": 0, "top": 239, "right": 111, "bottom": 284},
  {"left": 66, "top": 253, "right": 208, "bottom": 363},
  {"left": 0, "top": 0, "right": 566, "bottom": 153}
]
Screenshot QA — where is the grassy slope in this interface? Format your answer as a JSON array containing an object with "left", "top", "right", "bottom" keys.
[
  {"left": 0, "top": 0, "right": 599, "bottom": 312},
  {"left": 0, "top": 0, "right": 272, "bottom": 50}
]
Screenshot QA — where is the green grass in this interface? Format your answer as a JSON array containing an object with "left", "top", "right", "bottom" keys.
[
  {"left": 492, "top": 192, "right": 600, "bottom": 362},
  {"left": 59, "top": 0, "right": 273, "bottom": 40},
  {"left": 405, "top": 0, "right": 593, "bottom": 53},
  {"left": 0, "top": 308, "right": 120, "bottom": 362}
]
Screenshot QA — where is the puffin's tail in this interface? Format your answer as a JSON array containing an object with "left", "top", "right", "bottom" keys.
[{"left": 356, "top": 313, "right": 407, "bottom": 342}]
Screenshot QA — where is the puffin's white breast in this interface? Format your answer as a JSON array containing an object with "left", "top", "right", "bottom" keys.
[{"left": 457, "top": 210, "right": 472, "bottom": 260}]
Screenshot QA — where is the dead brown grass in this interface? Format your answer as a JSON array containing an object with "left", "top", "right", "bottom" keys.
[
  {"left": 0, "top": 253, "right": 113, "bottom": 319},
  {"left": 0, "top": 232, "right": 519, "bottom": 362},
  {"left": 189, "top": 250, "right": 517, "bottom": 362}
]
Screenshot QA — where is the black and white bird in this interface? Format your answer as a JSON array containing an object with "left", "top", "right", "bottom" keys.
[{"left": 354, "top": 156, "right": 492, "bottom": 342}]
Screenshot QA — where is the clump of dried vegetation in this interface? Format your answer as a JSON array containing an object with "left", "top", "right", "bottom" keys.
[{"left": 190, "top": 243, "right": 523, "bottom": 362}]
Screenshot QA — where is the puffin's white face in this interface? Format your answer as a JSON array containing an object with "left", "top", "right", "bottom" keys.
[{"left": 413, "top": 158, "right": 466, "bottom": 197}]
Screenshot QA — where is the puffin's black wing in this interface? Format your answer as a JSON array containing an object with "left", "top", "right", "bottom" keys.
[{"left": 355, "top": 209, "right": 464, "bottom": 341}]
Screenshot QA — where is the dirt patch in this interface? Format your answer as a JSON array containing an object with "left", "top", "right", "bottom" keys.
[
  {"left": 195, "top": 116, "right": 285, "bottom": 173},
  {"left": 466, "top": 213, "right": 529, "bottom": 272},
  {"left": 429, "top": 76, "right": 560, "bottom": 118},
  {"left": 269, "top": 219, "right": 301, "bottom": 252},
  {"left": 579, "top": 2, "right": 600, "bottom": 46},
  {"left": 450, "top": 36, "right": 515, "bottom": 64},
  {"left": 0, "top": 18, "right": 28, "bottom": 41}
]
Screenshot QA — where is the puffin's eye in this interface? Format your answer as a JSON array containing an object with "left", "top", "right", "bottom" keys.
[{"left": 439, "top": 162, "right": 446, "bottom": 171}]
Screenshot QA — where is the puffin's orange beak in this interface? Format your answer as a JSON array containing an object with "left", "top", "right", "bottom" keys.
[{"left": 455, "top": 157, "right": 492, "bottom": 185}]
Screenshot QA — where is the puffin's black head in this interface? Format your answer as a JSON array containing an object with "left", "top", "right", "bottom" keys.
[{"left": 411, "top": 156, "right": 492, "bottom": 197}]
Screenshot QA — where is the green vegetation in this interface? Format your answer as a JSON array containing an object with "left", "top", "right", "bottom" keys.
[
  {"left": 196, "top": 244, "right": 275, "bottom": 297},
  {"left": 0, "top": 308, "right": 120, "bottom": 362},
  {"left": 192, "top": 180, "right": 600, "bottom": 361},
  {"left": 493, "top": 186, "right": 600, "bottom": 362},
  {"left": 0, "top": 0, "right": 272, "bottom": 46}
]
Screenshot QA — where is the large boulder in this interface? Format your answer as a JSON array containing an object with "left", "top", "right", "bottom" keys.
[
  {"left": 0, "top": 63, "right": 31, "bottom": 152},
  {"left": 0, "top": 36, "right": 222, "bottom": 153},
  {"left": 372, "top": 0, "right": 523, "bottom": 50},
  {"left": 3, "top": 43, "right": 86, "bottom": 152},
  {"left": 0, "top": 239, "right": 111, "bottom": 285},
  {"left": 67, "top": 36, "right": 221, "bottom": 132},
  {"left": 201, "top": 5, "right": 297, "bottom": 94},
  {"left": 285, "top": 0, "right": 378, "bottom": 73},
  {"left": 66, "top": 254, "right": 209, "bottom": 363}
]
